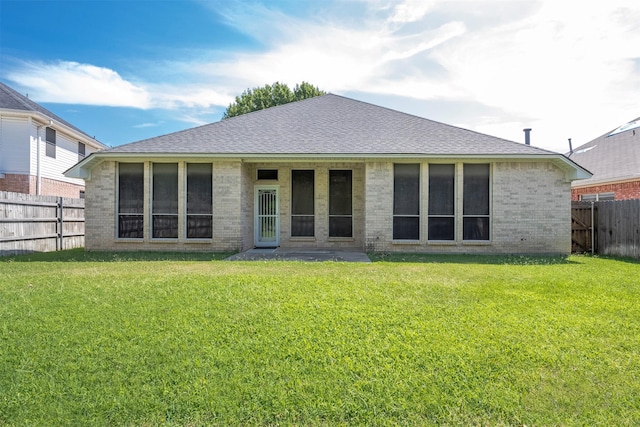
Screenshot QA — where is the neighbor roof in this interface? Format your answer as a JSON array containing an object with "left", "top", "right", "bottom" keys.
[
  {"left": 0, "top": 81, "right": 106, "bottom": 148},
  {"left": 568, "top": 117, "right": 640, "bottom": 187},
  {"left": 67, "top": 94, "right": 590, "bottom": 180}
]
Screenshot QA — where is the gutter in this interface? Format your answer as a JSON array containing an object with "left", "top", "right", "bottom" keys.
[{"left": 66, "top": 151, "right": 592, "bottom": 182}]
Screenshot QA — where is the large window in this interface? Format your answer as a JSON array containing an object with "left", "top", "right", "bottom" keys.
[
  {"left": 463, "top": 164, "right": 490, "bottom": 240},
  {"left": 118, "top": 163, "right": 144, "bottom": 238},
  {"left": 428, "top": 164, "right": 455, "bottom": 240},
  {"left": 291, "top": 170, "right": 314, "bottom": 237},
  {"left": 393, "top": 164, "right": 420, "bottom": 240},
  {"left": 45, "top": 127, "right": 56, "bottom": 158},
  {"left": 329, "top": 170, "right": 352, "bottom": 238},
  {"left": 186, "top": 163, "right": 212, "bottom": 239},
  {"left": 152, "top": 163, "right": 178, "bottom": 238}
]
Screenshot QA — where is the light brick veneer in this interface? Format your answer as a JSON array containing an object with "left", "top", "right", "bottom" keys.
[
  {"left": 364, "top": 161, "right": 571, "bottom": 255},
  {"left": 84, "top": 159, "right": 571, "bottom": 255}
]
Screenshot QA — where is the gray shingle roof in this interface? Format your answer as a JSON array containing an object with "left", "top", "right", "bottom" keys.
[
  {"left": 0, "top": 81, "right": 103, "bottom": 145},
  {"left": 568, "top": 117, "right": 640, "bottom": 185},
  {"left": 107, "top": 94, "right": 556, "bottom": 156}
]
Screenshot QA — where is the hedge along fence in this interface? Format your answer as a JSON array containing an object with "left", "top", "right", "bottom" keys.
[{"left": 0, "top": 191, "right": 85, "bottom": 256}]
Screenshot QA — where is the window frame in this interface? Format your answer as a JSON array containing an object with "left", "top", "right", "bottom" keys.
[
  {"left": 462, "top": 163, "right": 491, "bottom": 241},
  {"left": 328, "top": 169, "right": 353, "bottom": 238},
  {"left": 78, "top": 142, "right": 86, "bottom": 162},
  {"left": 186, "top": 163, "right": 213, "bottom": 239},
  {"left": 291, "top": 169, "right": 315, "bottom": 237},
  {"left": 257, "top": 169, "right": 278, "bottom": 181},
  {"left": 393, "top": 163, "right": 420, "bottom": 240},
  {"left": 427, "top": 163, "right": 456, "bottom": 241},
  {"left": 151, "top": 163, "right": 179, "bottom": 239},
  {"left": 45, "top": 127, "right": 56, "bottom": 158},
  {"left": 116, "top": 162, "right": 144, "bottom": 239}
]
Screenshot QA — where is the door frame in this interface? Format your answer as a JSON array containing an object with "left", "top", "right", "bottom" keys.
[{"left": 254, "top": 185, "right": 280, "bottom": 247}]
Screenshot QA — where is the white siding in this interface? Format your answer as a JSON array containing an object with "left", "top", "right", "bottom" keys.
[
  {"left": 36, "top": 125, "right": 89, "bottom": 186},
  {"left": 0, "top": 116, "right": 30, "bottom": 174}
]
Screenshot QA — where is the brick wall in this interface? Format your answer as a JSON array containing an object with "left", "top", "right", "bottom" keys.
[
  {"left": 84, "top": 160, "right": 245, "bottom": 252},
  {"left": 0, "top": 173, "right": 84, "bottom": 198},
  {"left": 83, "top": 159, "right": 572, "bottom": 255},
  {"left": 245, "top": 162, "right": 365, "bottom": 250},
  {"left": 364, "top": 161, "right": 571, "bottom": 255},
  {"left": 571, "top": 180, "right": 640, "bottom": 201}
]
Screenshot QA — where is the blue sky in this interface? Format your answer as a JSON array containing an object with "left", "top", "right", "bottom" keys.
[{"left": 1, "top": 0, "right": 639, "bottom": 152}]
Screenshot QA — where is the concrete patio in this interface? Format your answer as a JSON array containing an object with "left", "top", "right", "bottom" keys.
[{"left": 225, "top": 248, "right": 371, "bottom": 262}]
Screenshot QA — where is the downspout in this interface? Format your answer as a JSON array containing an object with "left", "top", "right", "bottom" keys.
[{"left": 35, "top": 122, "right": 42, "bottom": 195}]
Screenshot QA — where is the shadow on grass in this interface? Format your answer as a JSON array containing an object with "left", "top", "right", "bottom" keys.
[
  {"left": 368, "top": 252, "right": 580, "bottom": 265},
  {"left": 1, "top": 248, "right": 236, "bottom": 262}
]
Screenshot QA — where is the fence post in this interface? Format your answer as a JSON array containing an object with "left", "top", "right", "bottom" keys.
[
  {"left": 58, "top": 197, "right": 64, "bottom": 251},
  {"left": 590, "top": 201, "right": 595, "bottom": 255}
]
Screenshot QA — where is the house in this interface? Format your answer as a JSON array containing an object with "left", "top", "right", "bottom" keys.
[
  {"left": 569, "top": 117, "right": 640, "bottom": 201},
  {"left": 66, "top": 94, "right": 590, "bottom": 254},
  {"left": 0, "top": 82, "right": 108, "bottom": 198}
]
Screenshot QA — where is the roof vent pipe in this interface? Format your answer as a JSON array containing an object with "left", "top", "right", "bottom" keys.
[
  {"left": 523, "top": 128, "right": 532, "bottom": 145},
  {"left": 568, "top": 138, "right": 573, "bottom": 155}
]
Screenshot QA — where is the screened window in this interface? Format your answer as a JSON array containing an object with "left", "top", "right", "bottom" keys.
[
  {"left": 78, "top": 142, "right": 86, "bottom": 161},
  {"left": 187, "top": 163, "right": 212, "bottom": 239},
  {"left": 152, "top": 163, "right": 178, "bottom": 238},
  {"left": 291, "top": 170, "right": 314, "bottom": 237},
  {"left": 329, "top": 170, "right": 352, "bottom": 238},
  {"left": 463, "top": 164, "right": 490, "bottom": 240},
  {"left": 45, "top": 127, "right": 56, "bottom": 158},
  {"left": 257, "top": 169, "right": 278, "bottom": 180},
  {"left": 428, "top": 164, "right": 455, "bottom": 240},
  {"left": 393, "top": 164, "right": 420, "bottom": 240},
  {"left": 118, "top": 163, "right": 144, "bottom": 238}
]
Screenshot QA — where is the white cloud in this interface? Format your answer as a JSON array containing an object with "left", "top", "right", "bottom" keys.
[
  {"left": 388, "top": 0, "right": 434, "bottom": 23},
  {"left": 8, "top": 61, "right": 151, "bottom": 108},
  {"left": 430, "top": 0, "right": 640, "bottom": 150},
  {"left": 6, "top": 0, "right": 640, "bottom": 152}
]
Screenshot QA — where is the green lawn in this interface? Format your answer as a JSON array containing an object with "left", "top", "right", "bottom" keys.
[{"left": 1, "top": 250, "right": 639, "bottom": 426}]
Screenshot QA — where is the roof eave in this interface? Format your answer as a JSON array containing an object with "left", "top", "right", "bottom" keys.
[
  {"left": 65, "top": 151, "right": 592, "bottom": 182},
  {"left": 1, "top": 108, "right": 108, "bottom": 150}
]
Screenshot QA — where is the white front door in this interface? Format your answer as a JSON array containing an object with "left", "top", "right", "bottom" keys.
[{"left": 255, "top": 186, "right": 279, "bottom": 247}]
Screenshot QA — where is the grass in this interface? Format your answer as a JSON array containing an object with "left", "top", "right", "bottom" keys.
[{"left": 1, "top": 249, "right": 639, "bottom": 426}]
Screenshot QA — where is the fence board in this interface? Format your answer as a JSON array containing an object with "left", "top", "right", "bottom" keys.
[
  {"left": 0, "top": 191, "right": 85, "bottom": 256},
  {"left": 597, "top": 200, "right": 640, "bottom": 259},
  {"left": 571, "top": 202, "right": 596, "bottom": 254}
]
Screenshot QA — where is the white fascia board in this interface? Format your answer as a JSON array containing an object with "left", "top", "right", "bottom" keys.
[{"left": 65, "top": 151, "right": 592, "bottom": 181}]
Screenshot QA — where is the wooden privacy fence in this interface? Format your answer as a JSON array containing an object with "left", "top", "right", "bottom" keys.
[
  {"left": 572, "top": 200, "right": 640, "bottom": 258},
  {"left": 0, "top": 191, "right": 85, "bottom": 256}
]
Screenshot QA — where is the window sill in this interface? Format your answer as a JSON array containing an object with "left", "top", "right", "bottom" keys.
[
  {"left": 427, "top": 240, "right": 457, "bottom": 246},
  {"left": 328, "top": 237, "right": 355, "bottom": 242},
  {"left": 185, "top": 239, "right": 213, "bottom": 243},
  {"left": 462, "top": 240, "right": 492, "bottom": 245},
  {"left": 290, "top": 237, "right": 316, "bottom": 242},
  {"left": 392, "top": 240, "right": 421, "bottom": 245}
]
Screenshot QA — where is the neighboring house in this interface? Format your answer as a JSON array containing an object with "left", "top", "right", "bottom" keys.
[
  {"left": 0, "top": 82, "right": 108, "bottom": 198},
  {"left": 569, "top": 117, "right": 640, "bottom": 201},
  {"left": 66, "top": 94, "right": 590, "bottom": 254}
]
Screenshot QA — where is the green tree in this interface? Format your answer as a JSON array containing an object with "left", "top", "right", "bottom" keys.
[{"left": 222, "top": 81, "right": 325, "bottom": 119}]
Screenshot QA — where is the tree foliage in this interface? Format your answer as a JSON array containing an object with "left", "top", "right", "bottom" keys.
[{"left": 222, "top": 81, "right": 326, "bottom": 119}]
